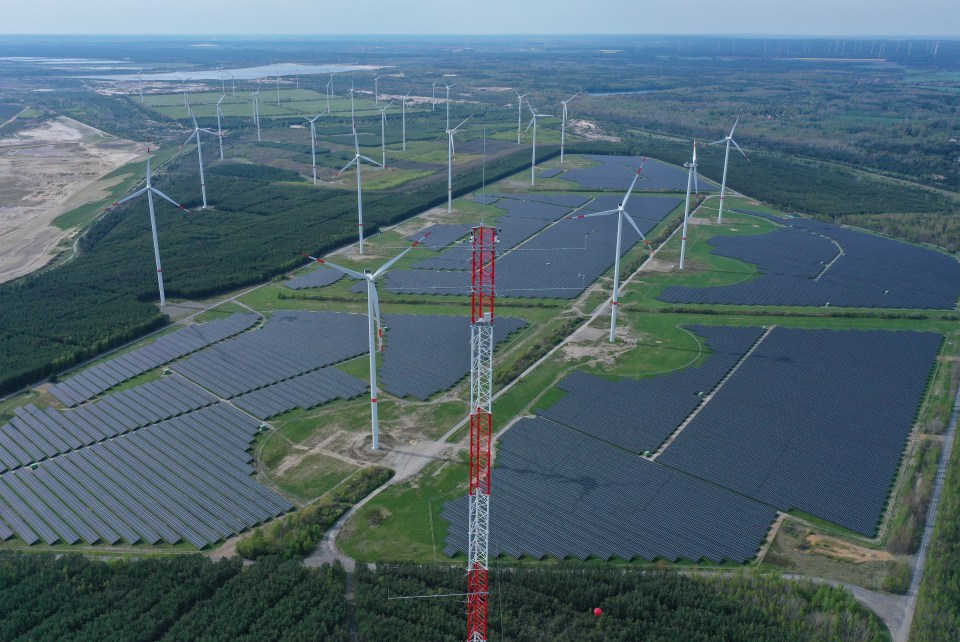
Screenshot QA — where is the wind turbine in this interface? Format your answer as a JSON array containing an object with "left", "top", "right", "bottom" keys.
[
  {"left": 709, "top": 115, "right": 749, "bottom": 224},
  {"left": 251, "top": 87, "right": 262, "bottom": 143},
  {"left": 679, "top": 141, "right": 698, "bottom": 270},
  {"left": 378, "top": 101, "right": 393, "bottom": 166},
  {"left": 111, "top": 149, "right": 191, "bottom": 307},
  {"left": 226, "top": 71, "right": 235, "bottom": 98},
  {"left": 219, "top": 66, "right": 226, "bottom": 94},
  {"left": 560, "top": 91, "right": 581, "bottom": 163},
  {"left": 443, "top": 80, "right": 456, "bottom": 130},
  {"left": 180, "top": 105, "right": 218, "bottom": 210},
  {"left": 176, "top": 76, "right": 189, "bottom": 116},
  {"left": 446, "top": 115, "right": 473, "bottom": 213},
  {"left": 400, "top": 90, "right": 411, "bottom": 151},
  {"left": 374, "top": 76, "right": 382, "bottom": 104},
  {"left": 431, "top": 80, "right": 438, "bottom": 111},
  {"left": 137, "top": 72, "right": 144, "bottom": 103},
  {"left": 513, "top": 89, "right": 530, "bottom": 144},
  {"left": 302, "top": 232, "right": 430, "bottom": 450},
  {"left": 325, "top": 74, "right": 333, "bottom": 113},
  {"left": 336, "top": 122, "right": 384, "bottom": 255},
  {"left": 215, "top": 94, "right": 226, "bottom": 160},
  {"left": 304, "top": 112, "right": 324, "bottom": 185},
  {"left": 568, "top": 160, "right": 650, "bottom": 341},
  {"left": 276, "top": 75, "right": 281, "bottom": 106},
  {"left": 524, "top": 102, "right": 553, "bottom": 185},
  {"left": 348, "top": 81, "right": 356, "bottom": 122}
]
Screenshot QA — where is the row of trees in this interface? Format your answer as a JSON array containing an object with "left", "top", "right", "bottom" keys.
[{"left": 354, "top": 563, "right": 889, "bottom": 641}]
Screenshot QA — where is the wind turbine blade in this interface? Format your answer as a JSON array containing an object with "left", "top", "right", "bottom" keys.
[
  {"left": 190, "top": 109, "right": 199, "bottom": 130},
  {"left": 359, "top": 155, "right": 384, "bottom": 167},
  {"left": 373, "top": 232, "right": 431, "bottom": 278},
  {"left": 620, "top": 161, "right": 646, "bottom": 211},
  {"left": 302, "top": 255, "right": 366, "bottom": 280},
  {"left": 181, "top": 130, "right": 198, "bottom": 147},
  {"left": 112, "top": 187, "right": 148, "bottom": 207},
  {"left": 709, "top": 138, "right": 727, "bottom": 145},
  {"left": 693, "top": 171, "right": 699, "bottom": 194},
  {"left": 353, "top": 124, "right": 360, "bottom": 155},
  {"left": 571, "top": 208, "right": 617, "bottom": 219},
  {"left": 453, "top": 115, "right": 473, "bottom": 131},
  {"left": 370, "top": 285, "right": 384, "bottom": 352},
  {"left": 150, "top": 188, "right": 191, "bottom": 212},
  {"left": 524, "top": 117, "right": 535, "bottom": 134},
  {"left": 621, "top": 211, "right": 648, "bottom": 241},
  {"left": 527, "top": 102, "right": 536, "bottom": 117},
  {"left": 337, "top": 158, "right": 359, "bottom": 175},
  {"left": 730, "top": 114, "right": 740, "bottom": 137},
  {"left": 731, "top": 138, "right": 750, "bottom": 160},
  {"left": 568, "top": 90, "right": 581, "bottom": 101}
]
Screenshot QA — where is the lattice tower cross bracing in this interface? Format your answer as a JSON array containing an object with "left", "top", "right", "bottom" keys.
[{"left": 467, "top": 225, "right": 496, "bottom": 642}]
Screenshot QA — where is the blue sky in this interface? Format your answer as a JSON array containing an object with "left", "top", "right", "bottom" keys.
[{"left": 1, "top": 0, "right": 958, "bottom": 36}]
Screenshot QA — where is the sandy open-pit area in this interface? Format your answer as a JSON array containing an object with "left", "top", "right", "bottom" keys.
[{"left": 0, "top": 116, "right": 147, "bottom": 282}]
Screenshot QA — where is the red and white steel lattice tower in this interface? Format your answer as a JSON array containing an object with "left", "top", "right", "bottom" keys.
[{"left": 467, "top": 225, "right": 496, "bottom": 642}]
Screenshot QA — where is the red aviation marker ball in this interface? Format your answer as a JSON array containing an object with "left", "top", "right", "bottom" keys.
[{"left": 593, "top": 607, "right": 602, "bottom": 617}]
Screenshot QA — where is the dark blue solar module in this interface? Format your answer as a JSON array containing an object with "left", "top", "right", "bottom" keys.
[
  {"left": 385, "top": 195, "right": 682, "bottom": 298},
  {"left": 659, "top": 214, "right": 960, "bottom": 309},
  {"left": 407, "top": 224, "right": 472, "bottom": 251},
  {"left": 378, "top": 315, "right": 528, "bottom": 400},
  {"left": 562, "top": 155, "right": 718, "bottom": 192},
  {"left": 174, "top": 311, "right": 368, "bottom": 398},
  {"left": 441, "top": 416, "right": 776, "bottom": 563},
  {"left": 232, "top": 367, "right": 368, "bottom": 419},
  {"left": 658, "top": 327, "right": 942, "bottom": 536},
  {"left": 0, "top": 403, "right": 292, "bottom": 548},
  {"left": 285, "top": 266, "right": 344, "bottom": 290},
  {"left": 538, "top": 325, "right": 765, "bottom": 453},
  {"left": 49, "top": 313, "right": 259, "bottom": 406}
]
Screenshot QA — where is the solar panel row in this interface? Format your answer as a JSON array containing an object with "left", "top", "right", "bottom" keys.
[
  {"left": 658, "top": 327, "right": 942, "bottom": 535},
  {"left": 659, "top": 213, "right": 960, "bottom": 309},
  {"left": 0, "top": 404, "right": 291, "bottom": 548},
  {"left": 232, "top": 366, "right": 368, "bottom": 419},
  {"left": 406, "top": 223, "right": 473, "bottom": 251},
  {"left": 284, "top": 266, "right": 345, "bottom": 290},
  {"left": 561, "top": 155, "right": 718, "bottom": 192},
  {"left": 174, "top": 310, "right": 368, "bottom": 398},
  {"left": 378, "top": 315, "right": 528, "bottom": 400},
  {"left": 49, "top": 313, "right": 259, "bottom": 406},
  {"left": 441, "top": 416, "right": 776, "bottom": 563},
  {"left": 538, "top": 325, "right": 765, "bottom": 453},
  {"left": 0, "top": 376, "right": 217, "bottom": 471}
]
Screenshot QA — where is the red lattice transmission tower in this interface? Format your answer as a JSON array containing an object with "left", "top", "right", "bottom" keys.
[{"left": 467, "top": 225, "right": 496, "bottom": 642}]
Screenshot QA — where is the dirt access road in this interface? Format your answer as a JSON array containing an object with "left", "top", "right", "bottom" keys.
[{"left": 0, "top": 116, "right": 146, "bottom": 282}]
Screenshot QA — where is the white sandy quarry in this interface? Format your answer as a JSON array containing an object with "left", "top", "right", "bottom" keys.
[{"left": 0, "top": 117, "right": 147, "bottom": 282}]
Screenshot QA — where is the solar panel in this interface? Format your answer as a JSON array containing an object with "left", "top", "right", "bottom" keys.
[
  {"left": 232, "top": 367, "right": 368, "bottom": 419},
  {"left": 562, "top": 155, "right": 718, "bottom": 192}
]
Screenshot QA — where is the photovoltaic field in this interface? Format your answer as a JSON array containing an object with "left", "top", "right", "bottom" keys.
[
  {"left": 442, "top": 416, "right": 777, "bottom": 563},
  {"left": 443, "top": 324, "right": 942, "bottom": 560},
  {"left": 659, "top": 212, "right": 960, "bottom": 309},
  {"left": 556, "top": 155, "right": 718, "bottom": 191},
  {"left": 49, "top": 313, "right": 260, "bottom": 406},
  {"left": 0, "top": 403, "right": 291, "bottom": 548}
]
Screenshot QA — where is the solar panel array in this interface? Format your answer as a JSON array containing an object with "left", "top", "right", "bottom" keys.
[
  {"left": 561, "top": 155, "right": 718, "bottom": 191},
  {"left": 49, "top": 313, "right": 259, "bottom": 406},
  {"left": 659, "top": 213, "right": 960, "bottom": 309},
  {"left": 285, "top": 266, "right": 344, "bottom": 290},
  {"left": 0, "top": 376, "right": 217, "bottom": 471},
  {"left": 407, "top": 224, "right": 472, "bottom": 251},
  {"left": 659, "top": 328, "right": 942, "bottom": 535},
  {"left": 232, "top": 367, "right": 368, "bottom": 419},
  {"left": 0, "top": 404, "right": 291, "bottom": 547},
  {"left": 538, "top": 325, "right": 765, "bottom": 453},
  {"left": 441, "top": 416, "right": 776, "bottom": 563},
  {"left": 381, "top": 195, "right": 681, "bottom": 299},
  {"left": 174, "top": 311, "right": 368, "bottom": 398},
  {"left": 378, "top": 315, "right": 528, "bottom": 400}
]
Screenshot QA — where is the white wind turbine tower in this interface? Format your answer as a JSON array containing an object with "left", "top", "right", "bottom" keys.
[
  {"left": 513, "top": 89, "right": 530, "bottom": 144},
  {"left": 302, "top": 232, "right": 430, "bottom": 450},
  {"left": 432, "top": 80, "right": 438, "bottom": 111},
  {"left": 137, "top": 72, "right": 144, "bottom": 103},
  {"left": 251, "top": 87, "right": 262, "bottom": 143},
  {"left": 215, "top": 95, "right": 226, "bottom": 160},
  {"left": 336, "top": 122, "right": 384, "bottom": 255},
  {"left": 446, "top": 115, "right": 473, "bottom": 213},
  {"left": 378, "top": 101, "right": 393, "bottom": 167},
  {"left": 569, "top": 160, "right": 651, "bottom": 341},
  {"left": 348, "top": 81, "right": 356, "bottom": 122},
  {"left": 226, "top": 71, "right": 235, "bottom": 98},
  {"left": 709, "top": 115, "right": 749, "bottom": 224},
  {"left": 560, "top": 90, "right": 581, "bottom": 163},
  {"left": 374, "top": 76, "right": 382, "bottom": 103},
  {"left": 219, "top": 66, "right": 226, "bottom": 94},
  {"left": 276, "top": 76, "right": 281, "bottom": 106},
  {"left": 111, "top": 148, "right": 191, "bottom": 307},
  {"left": 400, "top": 90, "right": 411, "bottom": 151},
  {"left": 524, "top": 102, "right": 553, "bottom": 185},
  {"left": 180, "top": 105, "right": 218, "bottom": 210},
  {"left": 176, "top": 76, "right": 189, "bottom": 116},
  {"left": 303, "top": 112, "right": 324, "bottom": 185},
  {"left": 443, "top": 80, "right": 456, "bottom": 130},
  {"left": 679, "top": 141, "right": 699, "bottom": 270}
]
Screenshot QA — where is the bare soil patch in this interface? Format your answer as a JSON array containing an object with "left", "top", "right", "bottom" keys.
[
  {"left": 561, "top": 320, "right": 643, "bottom": 368},
  {"left": 806, "top": 534, "right": 893, "bottom": 564},
  {"left": 0, "top": 117, "right": 146, "bottom": 282}
]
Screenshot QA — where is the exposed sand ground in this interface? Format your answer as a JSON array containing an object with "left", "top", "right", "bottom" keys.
[{"left": 0, "top": 117, "right": 147, "bottom": 282}]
